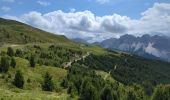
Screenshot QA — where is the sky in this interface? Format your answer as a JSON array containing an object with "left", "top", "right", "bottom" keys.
[{"left": 0, "top": 0, "right": 170, "bottom": 42}]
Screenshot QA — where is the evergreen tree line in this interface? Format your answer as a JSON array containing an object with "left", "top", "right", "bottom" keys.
[
  {"left": 61, "top": 63, "right": 170, "bottom": 100},
  {"left": 13, "top": 45, "right": 84, "bottom": 67},
  {"left": 77, "top": 54, "right": 170, "bottom": 95}
]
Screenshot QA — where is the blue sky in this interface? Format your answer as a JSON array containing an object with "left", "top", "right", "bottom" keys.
[
  {"left": 0, "top": 0, "right": 170, "bottom": 42},
  {"left": 1, "top": 0, "right": 169, "bottom": 18}
]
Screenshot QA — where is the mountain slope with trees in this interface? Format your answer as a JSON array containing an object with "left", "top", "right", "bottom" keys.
[{"left": 0, "top": 18, "right": 170, "bottom": 99}]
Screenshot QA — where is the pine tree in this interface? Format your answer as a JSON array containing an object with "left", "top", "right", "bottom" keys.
[
  {"left": 14, "top": 70, "right": 24, "bottom": 88},
  {"left": 0, "top": 56, "right": 9, "bottom": 73},
  {"left": 7, "top": 47, "right": 14, "bottom": 57},
  {"left": 11, "top": 57, "right": 16, "bottom": 68},
  {"left": 15, "top": 49, "right": 23, "bottom": 57},
  {"left": 30, "top": 55, "right": 36, "bottom": 67},
  {"left": 42, "top": 72, "right": 54, "bottom": 91}
]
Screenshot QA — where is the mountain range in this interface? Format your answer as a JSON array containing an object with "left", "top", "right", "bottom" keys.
[{"left": 92, "top": 34, "right": 170, "bottom": 62}]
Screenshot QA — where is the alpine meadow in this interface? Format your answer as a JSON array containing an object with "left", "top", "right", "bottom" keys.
[{"left": 0, "top": 0, "right": 170, "bottom": 100}]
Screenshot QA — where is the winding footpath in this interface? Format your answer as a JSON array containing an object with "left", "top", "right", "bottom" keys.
[
  {"left": 63, "top": 52, "right": 90, "bottom": 68},
  {"left": 104, "top": 65, "right": 117, "bottom": 80}
]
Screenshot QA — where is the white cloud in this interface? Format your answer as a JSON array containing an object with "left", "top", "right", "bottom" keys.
[
  {"left": 37, "top": 1, "right": 51, "bottom": 6},
  {"left": 1, "top": 6, "right": 11, "bottom": 12},
  {"left": 96, "top": 0, "right": 110, "bottom": 4},
  {"left": 70, "top": 8, "right": 76, "bottom": 13},
  {"left": 3, "top": 3, "right": 170, "bottom": 42},
  {"left": 130, "top": 3, "right": 170, "bottom": 36},
  {"left": 4, "top": 10, "right": 130, "bottom": 42},
  {"left": 2, "top": 0, "right": 15, "bottom": 3},
  {"left": 144, "top": 42, "right": 168, "bottom": 58}
]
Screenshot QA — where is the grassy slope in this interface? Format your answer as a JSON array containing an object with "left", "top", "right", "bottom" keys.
[
  {"left": 0, "top": 18, "right": 73, "bottom": 45},
  {"left": 0, "top": 43, "right": 102, "bottom": 99},
  {"left": 0, "top": 17, "right": 108, "bottom": 55},
  {"left": 0, "top": 18, "right": 170, "bottom": 98},
  {"left": 0, "top": 57, "right": 68, "bottom": 100}
]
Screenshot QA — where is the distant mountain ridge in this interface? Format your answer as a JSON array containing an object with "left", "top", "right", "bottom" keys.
[
  {"left": 96, "top": 34, "right": 170, "bottom": 62},
  {"left": 71, "top": 38, "right": 89, "bottom": 44}
]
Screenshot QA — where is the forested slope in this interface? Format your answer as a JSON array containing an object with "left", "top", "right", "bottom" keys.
[{"left": 0, "top": 18, "right": 170, "bottom": 99}]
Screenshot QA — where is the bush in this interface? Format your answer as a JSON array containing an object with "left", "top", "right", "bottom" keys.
[
  {"left": 27, "top": 78, "right": 31, "bottom": 83},
  {"left": 13, "top": 70, "right": 24, "bottom": 88},
  {"left": 151, "top": 85, "right": 170, "bottom": 100},
  {"left": 101, "top": 85, "right": 114, "bottom": 100},
  {"left": 67, "top": 84, "right": 77, "bottom": 97},
  {"left": 55, "top": 86, "right": 62, "bottom": 93},
  {"left": 42, "top": 72, "right": 54, "bottom": 91},
  {"left": 8, "top": 73, "right": 11, "bottom": 78},
  {"left": 1, "top": 74, "right": 5, "bottom": 79}
]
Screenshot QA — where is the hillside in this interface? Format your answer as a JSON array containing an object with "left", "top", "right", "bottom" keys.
[
  {"left": 0, "top": 57, "right": 68, "bottom": 99},
  {"left": 0, "top": 18, "right": 170, "bottom": 99},
  {"left": 0, "top": 18, "right": 73, "bottom": 45}
]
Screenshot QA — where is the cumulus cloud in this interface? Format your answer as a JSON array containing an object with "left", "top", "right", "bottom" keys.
[
  {"left": 37, "top": 1, "right": 51, "bottom": 6},
  {"left": 131, "top": 3, "right": 170, "bottom": 35},
  {"left": 4, "top": 10, "right": 130, "bottom": 42},
  {"left": 3, "top": 3, "right": 170, "bottom": 42},
  {"left": 1, "top": 6, "right": 11, "bottom": 12}
]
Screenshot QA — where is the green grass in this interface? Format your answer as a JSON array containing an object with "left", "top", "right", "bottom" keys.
[
  {"left": 95, "top": 70, "right": 116, "bottom": 83},
  {"left": 0, "top": 57, "right": 69, "bottom": 99},
  {"left": 0, "top": 88, "right": 69, "bottom": 100}
]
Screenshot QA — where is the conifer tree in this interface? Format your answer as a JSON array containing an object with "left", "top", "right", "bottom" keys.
[
  {"left": 14, "top": 70, "right": 24, "bottom": 88},
  {"left": 7, "top": 47, "right": 14, "bottom": 57},
  {"left": 42, "top": 72, "right": 54, "bottom": 91},
  {"left": 15, "top": 49, "right": 23, "bottom": 57},
  {"left": 11, "top": 57, "right": 16, "bottom": 68},
  {"left": 30, "top": 55, "right": 36, "bottom": 67},
  {"left": 0, "top": 56, "right": 9, "bottom": 73}
]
